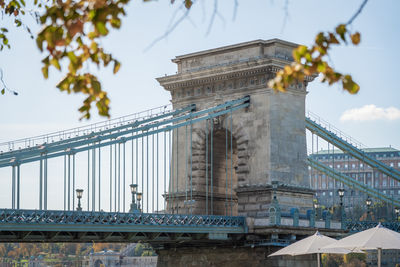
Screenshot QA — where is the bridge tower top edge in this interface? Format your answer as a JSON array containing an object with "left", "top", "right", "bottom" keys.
[
  {"left": 157, "top": 38, "right": 301, "bottom": 83},
  {"left": 156, "top": 39, "right": 311, "bottom": 108}
]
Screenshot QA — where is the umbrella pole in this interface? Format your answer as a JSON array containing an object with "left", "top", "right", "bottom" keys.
[
  {"left": 378, "top": 248, "right": 382, "bottom": 267},
  {"left": 317, "top": 253, "right": 321, "bottom": 267}
]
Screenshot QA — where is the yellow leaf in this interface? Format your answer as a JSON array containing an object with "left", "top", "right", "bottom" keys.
[
  {"left": 351, "top": 32, "right": 361, "bottom": 45},
  {"left": 113, "top": 60, "right": 121, "bottom": 74}
]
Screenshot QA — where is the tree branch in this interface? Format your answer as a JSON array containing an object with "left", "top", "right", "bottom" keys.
[{"left": 347, "top": 0, "right": 369, "bottom": 25}]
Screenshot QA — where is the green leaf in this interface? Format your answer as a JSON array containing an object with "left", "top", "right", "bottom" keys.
[
  {"left": 14, "top": 19, "right": 22, "bottom": 27},
  {"left": 335, "top": 24, "right": 347, "bottom": 41},
  {"left": 42, "top": 66, "right": 49, "bottom": 79},
  {"left": 184, "top": 0, "right": 193, "bottom": 9},
  {"left": 1, "top": 88, "right": 5, "bottom": 95},
  {"left": 95, "top": 22, "right": 108, "bottom": 36},
  {"left": 342, "top": 75, "right": 359, "bottom": 94},
  {"left": 50, "top": 58, "right": 61, "bottom": 70}
]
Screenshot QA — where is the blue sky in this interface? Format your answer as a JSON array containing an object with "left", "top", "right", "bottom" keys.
[
  {"left": 1, "top": 0, "right": 399, "bottom": 150},
  {"left": 0, "top": 0, "right": 399, "bottom": 210}
]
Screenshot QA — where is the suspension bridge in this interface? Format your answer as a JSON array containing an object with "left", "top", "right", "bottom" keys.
[{"left": 0, "top": 39, "right": 398, "bottom": 265}]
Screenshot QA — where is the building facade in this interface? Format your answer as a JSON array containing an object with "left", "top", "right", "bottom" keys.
[{"left": 309, "top": 147, "right": 400, "bottom": 216}]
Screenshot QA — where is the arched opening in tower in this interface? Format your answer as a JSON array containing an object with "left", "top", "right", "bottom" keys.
[{"left": 206, "top": 128, "right": 238, "bottom": 216}]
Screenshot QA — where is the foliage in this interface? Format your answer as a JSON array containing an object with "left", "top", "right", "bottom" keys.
[
  {"left": 1, "top": 0, "right": 368, "bottom": 120},
  {"left": 268, "top": 24, "right": 361, "bottom": 94},
  {"left": 322, "top": 253, "right": 367, "bottom": 267},
  {"left": 134, "top": 242, "right": 156, "bottom": 256},
  {"left": 268, "top": 0, "right": 368, "bottom": 94},
  {"left": 1, "top": 0, "right": 129, "bottom": 119},
  {"left": 343, "top": 253, "right": 366, "bottom": 264},
  {"left": 322, "top": 254, "right": 344, "bottom": 267}
]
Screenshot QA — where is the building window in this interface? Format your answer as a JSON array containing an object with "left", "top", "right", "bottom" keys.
[
  {"left": 329, "top": 165, "right": 333, "bottom": 168},
  {"left": 352, "top": 164, "right": 356, "bottom": 168},
  {"left": 383, "top": 190, "right": 387, "bottom": 194},
  {"left": 360, "top": 163, "right": 363, "bottom": 168},
  {"left": 344, "top": 164, "right": 348, "bottom": 168},
  {"left": 383, "top": 180, "right": 387, "bottom": 187},
  {"left": 337, "top": 164, "right": 341, "bottom": 169},
  {"left": 329, "top": 191, "right": 333, "bottom": 196},
  {"left": 375, "top": 180, "right": 379, "bottom": 187},
  {"left": 390, "top": 162, "right": 394, "bottom": 167},
  {"left": 322, "top": 192, "right": 326, "bottom": 196},
  {"left": 322, "top": 182, "right": 326, "bottom": 188},
  {"left": 398, "top": 162, "right": 400, "bottom": 167},
  {"left": 390, "top": 179, "right": 394, "bottom": 186},
  {"left": 367, "top": 173, "right": 371, "bottom": 178}
]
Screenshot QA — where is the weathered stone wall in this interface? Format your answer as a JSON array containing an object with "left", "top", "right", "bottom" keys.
[
  {"left": 156, "top": 246, "right": 316, "bottom": 267},
  {"left": 157, "top": 39, "right": 314, "bottom": 216}
]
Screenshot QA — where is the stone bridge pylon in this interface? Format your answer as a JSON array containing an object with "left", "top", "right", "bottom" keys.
[{"left": 157, "top": 39, "right": 315, "bottom": 218}]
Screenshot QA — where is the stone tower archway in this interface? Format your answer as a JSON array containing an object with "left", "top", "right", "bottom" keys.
[{"left": 158, "top": 39, "right": 315, "bottom": 216}]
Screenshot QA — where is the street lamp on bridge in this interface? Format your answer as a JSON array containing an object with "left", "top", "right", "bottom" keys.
[
  {"left": 76, "top": 189, "right": 83, "bottom": 211},
  {"left": 313, "top": 201, "right": 319, "bottom": 220},
  {"left": 395, "top": 207, "right": 400, "bottom": 222},
  {"left": 338, "top": 188, "right": 345, "bottom": 228},
  {"left": 136, "top": 192, "right": 142, "bottom": 212},
  {"left": 129, "top": 184, "right": 140, "bottom": 213},
  {"left": 365, "top": 196, "right": 372, "bottom": 221}
]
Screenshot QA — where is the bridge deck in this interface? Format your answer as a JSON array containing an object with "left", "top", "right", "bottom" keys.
[{"left": 0, "top": 209, "right": 247, "bottom": 242}]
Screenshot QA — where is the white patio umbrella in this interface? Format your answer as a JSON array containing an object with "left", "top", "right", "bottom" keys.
[
  {"left": 323, "top": 223, "right": 400, "bottom": 267},
  {"left": 268, "top": 231, "right": 355, "bottom": 267}
]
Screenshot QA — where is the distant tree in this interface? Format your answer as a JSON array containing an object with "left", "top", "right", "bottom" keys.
[
  {"left": 344, "top": 253, "right": 366, "bottom": 263},
  {"left": 322, "top": 254, "right": 344, "bottom": 267}
]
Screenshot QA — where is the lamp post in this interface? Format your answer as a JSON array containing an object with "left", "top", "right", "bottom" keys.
[
  {"left": 314, "top": 201, "right": 319, "bottom": 220},
  {"left": 338, "top": 188, "right": 345, "bottom": 228},
  {"left": 129, "top": 184, "right": 139, "bottom": 213},
  {"left": 76, "top": 189, "right": 83, "bottom": 211},
  {"left": 365, "top": 196, "right": 372, "bottom": 221},
  {"left": 395, "top": 207, "right": 400, "bottom": 222},
  {"left": 136, "top": 192, "right": 142, "bottom": 213}
]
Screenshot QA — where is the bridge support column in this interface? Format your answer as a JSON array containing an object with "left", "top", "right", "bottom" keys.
[
  {"left": 157, "top": 39, "right": 316, "bottom": 216},
  {"left": 155, "top": 246, "right": 316, "bottom": 267}
]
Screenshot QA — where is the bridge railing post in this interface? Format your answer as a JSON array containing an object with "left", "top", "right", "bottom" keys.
[
  {"left": 269, "top": 194, "right": 281, "bottom": 226},
  {"left": 291, "top": 208, "right": 299, "bottom": 227},
  {"left": 323, "top": 210, "right": 331, "bottom": 228},
  {"left": 307, "top": 209, "right": 315, "bottom": 227}
]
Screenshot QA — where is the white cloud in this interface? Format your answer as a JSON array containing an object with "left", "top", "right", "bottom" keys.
[{"left": 340, "top": 105, "right": 400, "bottom": 122}]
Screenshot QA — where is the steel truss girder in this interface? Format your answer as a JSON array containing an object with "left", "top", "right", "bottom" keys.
[
  {"left": 308, "top": 157, "right": 400, "bottom": 206},
  {"left": 0, "top": 230, "right": 208, "bottom": 243},
  {"left": 306, "top": 117, "right": 400, "bottom": 183},
  {"left": 344, "top": 220, "right": 400, "bottom": 233},
  {"left": 0, "top": 104, "right": 195, "bottom": 164},
  {"left": 0, "top": 96, "right": 249, "bottom": 167},
  {"left": 0, "top": 209, "right": 247, "bottom": 241}
]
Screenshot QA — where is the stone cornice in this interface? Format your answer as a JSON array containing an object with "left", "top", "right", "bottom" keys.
[
  {"left": 157, "top": 59, "right": 314, "bottom": 96},
  {"left": 172, "top": 38, "right": 299, "bottom": 63}
]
